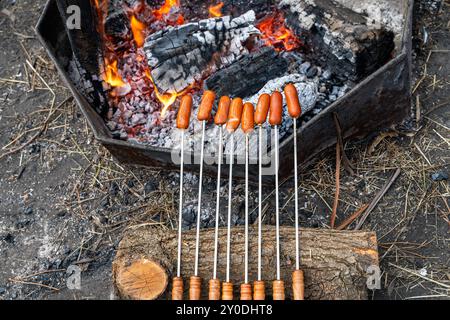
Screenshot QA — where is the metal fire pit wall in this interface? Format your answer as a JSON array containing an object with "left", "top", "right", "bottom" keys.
[{"left": 36, "top": 0, "right": 413, "bottom": 184}]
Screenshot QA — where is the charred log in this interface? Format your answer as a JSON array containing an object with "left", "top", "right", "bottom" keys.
[
  {"left": 104, "top": 0, "right": 130, "bottom": 41},
  {"left": 205, "top": 47, "right": 288, "bottom": 98},
  {"left": 281, "top": 0, "right": 395, "bottom": 81},
  {"left": 143, "top": 11, "right": 260, "bottom": 94},
  {"left": 56, "top": 0, "right": 107, "bottom": 116}
]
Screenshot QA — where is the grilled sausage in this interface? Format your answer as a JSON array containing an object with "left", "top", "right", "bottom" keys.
[
  {"left": 214, "top": 96, "right": 231, "bottom": 125},
  {"left": 269, "top": 91, "right": 283, "bottom": 126},
  {"left": 284, "top": 84, "right": 302, "bottom": 119},
  {"left": 197, "top": 90, "right": 216, "bottom": 121},
  {"left": 226, "top": 97, "right": 244, "bottom": 132},
  {"left": 176, "top": 94, "right": 193, "bottom": 130},
  {"left": 254, "top": 94, "right": 270, "bottom": 125},
  {"left": 242, "top": 102, "right": 255, "bottom": 134}
]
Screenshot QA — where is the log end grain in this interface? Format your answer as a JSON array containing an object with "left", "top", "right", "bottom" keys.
[{"left": 114, "top": 258, "right": 168, "bottom": 300}]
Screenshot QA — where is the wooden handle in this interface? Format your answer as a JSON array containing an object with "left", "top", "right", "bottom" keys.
[
  {"left": 222, "top": 282, "right": 233, "bottom": 300},
  {"left": 240, "top": 283, "right": 252, "bottom": 300},
  {"left": 272, "top": 280, "right": 285, "bottom": 301},
  {"left": 253, "top": 280, "right": 265, "bottom": 300},
  {"left": 208, "top": 279, "right": 221, "bottom": 300},
  {"left": 189, "top": 276, "right": 202, "bottom": 300},
  {"left": 172, "top": 277, "right": 184, "bottom": 300},
  {"left": 292, "top": 270, "right": 305, "bottom": 300}
]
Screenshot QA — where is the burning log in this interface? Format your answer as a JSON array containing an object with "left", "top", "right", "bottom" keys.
[
  {"left": 204, "top": 47, "right": 288, "bottom": 98},
  {"left": 281, "top": 0, "right": 395, "bottom": 81},
  {"left": 56, "top": 0, "right": 108, "bottom": 116},
  {"left": 143, "top": 10, "right": 260, "bottom": 94},
  {"left": 113, "top": 225, "right": 379, "bottom": 300}
]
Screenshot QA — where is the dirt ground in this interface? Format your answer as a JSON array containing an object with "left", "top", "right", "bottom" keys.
[{"left": 0, "top": 0, "right": 448, "bottom": 300}]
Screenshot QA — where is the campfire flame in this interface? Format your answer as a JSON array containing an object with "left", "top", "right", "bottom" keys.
[
  {"left": 209, "top": 2, "right": 224, "bottom": 18},
  {"left": 257, "top": 12, "right": 301, "bottom": 52},
  {"left": 145, "top": 69, "right": 191, "bottom": 118},
  {"left": 105, "top": 59, "right": 126, "bottom": 87},
  {"left": 130, "top": 15, "right": 147, "bottom": 48},
  {"left": 153, "top": 0, "right": 180, "bottom": 19}
]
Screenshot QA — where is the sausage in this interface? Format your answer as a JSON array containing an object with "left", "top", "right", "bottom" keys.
[
  {"left": 226, "top": 97, "right": 244, "bottom": 132},
  {"left": 254, "top": 94, "right": 270, "bottom": 125},
  {"left": 284, "top": 84, "right": 302, "bottom": 119},
  {"left": 269, "top": 91, "right": 283, "bottom": 126},
  {"left": 241, "top": 102, "right": 255, "bottom": 134},
  {"left": 214, "top": 96, "right": 231, "bottom": 125},
  {"left": 197, "top": 90, "right": 216, "bottom": 121},
  {"left": 176, "top": 94, "right": 193, "bottom": 130}
]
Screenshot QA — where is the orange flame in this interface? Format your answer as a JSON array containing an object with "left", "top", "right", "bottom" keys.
[
  {"left": 209, "top": 2, "right": 224, "bottom": 17},
  {"left": 145, "top": 69, "right": 191, "bottom": 118},
  {"left": 105, "top": 59, "right": 126, "bottom": 87},
  {"left": 257, "top": 12, "right": 301, "bottom": 52},
  {"left": 153, "top": 0, "right": 180, "bottom": 19},
  {"left": 130, "top": 15, "right": 147, "bottom": 48}
]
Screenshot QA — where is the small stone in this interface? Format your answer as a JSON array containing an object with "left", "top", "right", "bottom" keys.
[
  {"left": 144, "top": 180, "right": 158, "bottom": 193},
  {"left": 57, "top": 210, "right": 67, "bottom": 217},
  {"left": 23, "top": 207, "right": 33, "bottom": 215},
  {"left": 431, "top": 171, "right": 448, "bottom": 182},
  {"left": 0, "top": 287, "right": 6, "bottom": 295}
]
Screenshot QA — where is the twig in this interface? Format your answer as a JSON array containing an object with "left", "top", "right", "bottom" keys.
[
  {"left": 389, "top": 263, "right": 450, "bottom": 290},
  {"left": 9, "top": 278, "right": 60, "bottom": 291},
  {"left": 330, "top": 141, "right": 341, "bottom": 229},
  {"left": 336, "top": 204, "right": 369, "bottom": 230},
  {"left": 333, "top": 113, "right": 355, "bottom": 175},
  {"left": 355, "top": 168, "right": 401, "bottom": 230}
]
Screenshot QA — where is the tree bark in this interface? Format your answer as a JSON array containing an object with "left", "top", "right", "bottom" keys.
[{"left": 113, "top": 225, "right": 379, "bottom": 300}]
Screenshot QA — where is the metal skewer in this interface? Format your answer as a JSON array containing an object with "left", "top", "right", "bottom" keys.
[
  {"left": 270, "top": 91, "right": 285, "bottom": 301},
  {"left": 222, "top": 97, "right": 244, "bottom": 301},
  {"left": 190, "top": 90, "right": 216, "bottom": 300},
  {"left": 240, "top": 102, "right": 255, "bottom": 300},
  {"left": 253, "top": 94, "right": 270, "bottom": 300},
  {"left": 209, "top": 96, "right": 231, "bottom": 300},
  {"left": 284, "top": 83, "right": 305, "bottom": 300},
  {"left": 172, "top": 94, "right": 193, "bottom": 300}
]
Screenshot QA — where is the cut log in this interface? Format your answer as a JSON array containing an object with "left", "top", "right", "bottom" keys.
[
  {"left": 143, "top": 10, "right": 260, "bottom": 94},
  {"left": 280, "top": 0, "right": 395, "bottom": 81},
  {"left": 113, "top": 225, "right": 379, "bottom": 300},
  {"left": 204, "top": 47, "right": 288, "bottom": 98},
  {"left": 56, "top": 0, "right": 108, "bottom": 116}
]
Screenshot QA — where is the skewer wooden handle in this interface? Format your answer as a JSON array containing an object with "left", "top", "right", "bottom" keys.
[
  {"left": 292, "top": 270, "right": 305, "bottom": 300},
  {"left": 172, "top": 277, "right": 184, "bottom": 300},
  {"left": 272, "top": 280, "right": 285, "bottom": 300},
  {"left": 208, "top": 279, "right": 221, "bottom": 300},
  {"left": 189, "top": 276, "right": 202, "bottom": 300},
  {"left": 240, "top": 283, "right": 252, "bottom": 300},
  {"left": 222, "top": 282, "right": 234, "bottom": 300},
  {"left": 253, "top": 281, "right": 265, "bottom": 300}
]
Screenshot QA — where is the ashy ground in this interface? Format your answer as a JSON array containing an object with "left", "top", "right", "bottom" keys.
[{"left": 0, "top": 0, "right": 448, "bottom": 300}]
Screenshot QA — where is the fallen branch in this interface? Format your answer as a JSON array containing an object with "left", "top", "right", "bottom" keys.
[
  {"left": 330, "top": 140, "right": 341, "bottom": 229},
  {"left": 355, "top": 168, "right": 401, "bottom": 230}
]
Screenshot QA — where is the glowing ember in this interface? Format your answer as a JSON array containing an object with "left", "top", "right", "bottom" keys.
[
  {"left": 153, "top": 0, "right": 180, "bottom": 19},
  {"left": 104, "top": 59, "right": 126, "bottom": 87},
  {"left": 209, "top": 2, "right": 224, "bottom": 18},
  {"left": 130, "top": 15, "right": 146, "bottom": 48},
  {"left": 257, "top": 12, "right": 301, "bottom": 52}
]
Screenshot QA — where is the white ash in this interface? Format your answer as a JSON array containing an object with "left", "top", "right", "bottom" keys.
[{"left": 144, "top": 10, "right": 260, "bottom": 94}]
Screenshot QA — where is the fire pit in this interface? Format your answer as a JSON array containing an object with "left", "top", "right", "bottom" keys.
[{"left": 36, "top": 0, "right": 413, "bottom": 183}]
